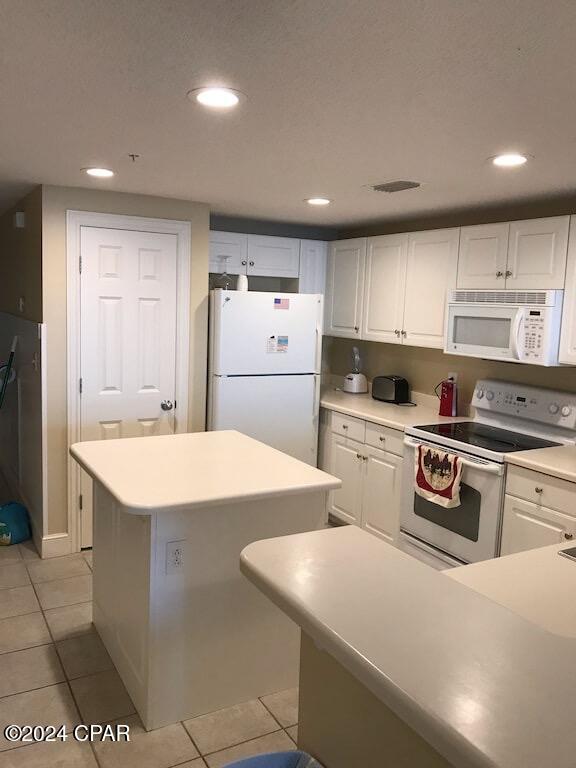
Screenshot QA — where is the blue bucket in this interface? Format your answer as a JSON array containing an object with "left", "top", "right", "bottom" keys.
[{"left": 0, "top": 502, "right": 31, "bottom": 545}]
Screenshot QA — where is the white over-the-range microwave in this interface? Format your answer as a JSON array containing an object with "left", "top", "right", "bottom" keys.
[{"left": 444, "top": 289, "right": 564, "bottom": 366}]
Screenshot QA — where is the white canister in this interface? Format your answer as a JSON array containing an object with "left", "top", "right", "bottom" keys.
[{"left": 237, "top": 274, "right": 248, "bottom": 291}]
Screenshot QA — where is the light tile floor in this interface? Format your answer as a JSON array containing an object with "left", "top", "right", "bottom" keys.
[{"left": 0, "top": 546, "right": 300, "bottom": 768}]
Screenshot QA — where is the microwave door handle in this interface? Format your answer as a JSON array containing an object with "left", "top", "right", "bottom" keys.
[
  {"left": 510, "top": 310, "right": 523, "bottom": 360},
  {"left": 403, "top": 438, "right": 503, "bottom": 475}
]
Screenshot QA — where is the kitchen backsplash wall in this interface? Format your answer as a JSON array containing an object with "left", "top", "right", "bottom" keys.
[{"left": 323, "top": 336, "right": 576, "bottom": 409}]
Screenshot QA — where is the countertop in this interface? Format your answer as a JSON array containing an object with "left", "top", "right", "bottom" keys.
[
  {"left": 447, "top": 541, "right": 576, "bottom": 637},
  {"left": 504, "top": 444, "right": 576, "bottom": 483},
  {"left": 70, "top": 430, "right": 340, "bottom": 514},
  {"left": 240, "top": 526, "right": 576, "bottom": 768},
  {"left": 320, "top": 387, "right": 464, "bottom": 431}
]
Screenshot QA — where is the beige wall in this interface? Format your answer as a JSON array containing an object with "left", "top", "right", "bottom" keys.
[
  {"left": 41, "top": 185, "right": 210, "bottom": 536},
  {"left": 325, "top": 337, "right": 576, "bottom": 411},
  {"left": 0, "top": 187, "right": 43, "bottom": 322}
]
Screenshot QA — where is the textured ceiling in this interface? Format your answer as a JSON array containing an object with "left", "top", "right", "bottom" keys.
[{"left": 1, "top": 0, "right": 576, "bottom": 227}]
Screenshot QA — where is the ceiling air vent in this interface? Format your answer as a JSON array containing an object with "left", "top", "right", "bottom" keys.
[{"left": 371, "top": 180, "right": 421, "bottom": 193}]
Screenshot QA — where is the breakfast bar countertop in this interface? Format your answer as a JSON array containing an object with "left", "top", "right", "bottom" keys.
[{"left": 241, "top": 525, "right": 576, "bottom": 768}]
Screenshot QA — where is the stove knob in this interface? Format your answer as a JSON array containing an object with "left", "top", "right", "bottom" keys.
[
  {"left": 485, "top": 391, "right": 494, "bottom": 401},
  {"left": 561, "top": 405, "right": 572, "bottom": 417},
  {"left": 549, "top": 403, "right": 560, "bottom": 415},
  {"left": 476, "top": 389, "right": 484, "bottom": 399}
]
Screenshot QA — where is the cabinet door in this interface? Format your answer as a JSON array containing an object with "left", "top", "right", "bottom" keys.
[
  {"left": 209, "top": 231, "right": 248, "bottom": 275},
  {"left": 457, "top": 223, "right": 509, "bottom": 289},
  {"left": 500, "top": 495, "right": 576, "bottom": 556},
  {"left": 328, "top": 433, "right": 364, "bottom": 525},
  {"left": 246, "top": 235, "right": 300, "bottom": 277},
  {"left": 362, "top": 234, "right": 407, "bottom": 343},
  {"left": 361, "top": 446, "right": 403, "bottom": 544},
  {"left": 402, "top": 228, "right": 459, "bottom": 349},
  {"left": 299, "top": 240, "right": 328, "bottom": 294},
  {"left": 506, "top": 216, "right": 569, "bottom": 289},
  {"left": 559, "top": 216, "right": 576, "bottom": 363},
  {"left": 324, "top": 239, "right": 366, "bottom": 338}
]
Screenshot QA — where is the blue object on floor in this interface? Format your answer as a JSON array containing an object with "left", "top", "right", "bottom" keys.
[
  {"left": 0, "top": 502, "right": 31, "bottom": 545},
  {"left": 223, "top": 752, "right": 323, "bottom": 768}
]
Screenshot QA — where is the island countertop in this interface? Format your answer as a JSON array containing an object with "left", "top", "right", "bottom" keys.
[
  {"left": 70, "top": 430, "right": 340, "bottom": 514},
  {"left": 240, "top": 525, "right": 576, "bottom": 768}
]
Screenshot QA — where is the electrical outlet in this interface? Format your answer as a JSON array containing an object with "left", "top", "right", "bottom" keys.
[{"left": 166, "top": 540, "right": 186, "bottom": 574}]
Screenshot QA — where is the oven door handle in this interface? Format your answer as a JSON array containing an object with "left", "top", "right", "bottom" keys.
[{"left": 403, "top": 438, "right": 504, "bottom": 475}]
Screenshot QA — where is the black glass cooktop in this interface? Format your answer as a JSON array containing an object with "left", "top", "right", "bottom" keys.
[{"left": 414, "top": 422, "right": 559, "bottom": 453}]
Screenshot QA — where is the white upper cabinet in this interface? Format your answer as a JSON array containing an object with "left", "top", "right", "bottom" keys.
[
  {"left": 362, "top": 234, "right": 407, "bottom": 344},
  {"left": 457, "top": 216, "right": 569, "bottom": 290},
  {"left": 247, "top": 235, "right": 300, "bottom": 277},
  {"left": 402, "top": 228, "right": 459, "bottom": 348},
  {"left": 506, "top": 216, "right": 569, "bottom": 289},
  {"left": 325, "top": 238, "right": 366, "bottom": 338},
  {"left": 457, "top": 223, "right": 509, "bottom": 289},
  {"left": 299, "top": 240, "right": 328, "bottom": 294},
  {"left": 209, "top": 231, "right": 248, "bottom": 275}
]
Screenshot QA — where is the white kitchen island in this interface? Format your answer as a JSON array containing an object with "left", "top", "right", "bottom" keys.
[{"left": 70, "top": 430, "right": 340, "bottom": 730}]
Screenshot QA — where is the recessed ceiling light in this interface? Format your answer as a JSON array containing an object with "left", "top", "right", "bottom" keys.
[
  {"left": 188, "top": 87, "right": 241, "bottom": 109},
  {"left": 306, "top": 197, "right": 331, "bottom": 206},
  {"left": 492, "top": 153, "right": 528, "bottom": 168},
  {"left": 83, "top": 167, "right": 114, "bottom": 178}
]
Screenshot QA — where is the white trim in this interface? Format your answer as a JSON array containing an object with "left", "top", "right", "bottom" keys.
[
  {"left": 40, "top": 533, "right": 72, "bottom": 559},
  {"left": 40, "top": 323, "right": 49, "bottom": 554},
  {"left": 66, "top": 211, "right": 191, "bottom": 553}
]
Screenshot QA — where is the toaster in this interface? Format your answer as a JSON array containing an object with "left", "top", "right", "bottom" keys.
[{"left": 372, "top": 376, "right": 410, "bottom": 404}]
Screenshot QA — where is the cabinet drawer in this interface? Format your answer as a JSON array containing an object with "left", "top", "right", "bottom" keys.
[
  {"left": 506, "top": 465, "right": 576, "bottom": 516},
  {"left": 365, "top": 422, "right": 403, "bottom": 456},
  {"left": 331, "top": 412, "right": 366, "bottom": 443}
]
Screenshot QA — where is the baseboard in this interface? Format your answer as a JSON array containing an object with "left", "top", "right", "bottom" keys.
[{"left": 40, "top": 532, "right": 72, "bottom": 559}]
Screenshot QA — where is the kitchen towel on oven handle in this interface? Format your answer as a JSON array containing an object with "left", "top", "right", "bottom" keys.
[{"left": 414, "top": 444, "right": 463, "bottom": 508}]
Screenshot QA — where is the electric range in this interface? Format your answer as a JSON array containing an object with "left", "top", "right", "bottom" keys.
[{"left": 400, "top": 380, "right": 576, "bottom": 569}]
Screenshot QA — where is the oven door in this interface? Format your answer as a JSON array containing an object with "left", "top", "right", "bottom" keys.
[
  {"left": 400, "top": 437, "right": 505, "bottom": 564},
  {"left": 444, "top": 303, "right": 524, "bottom": 361}
]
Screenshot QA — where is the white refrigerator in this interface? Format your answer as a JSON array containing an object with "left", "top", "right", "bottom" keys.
[{"left": 208, "top": 289, "right": 323, "bottom": 465}]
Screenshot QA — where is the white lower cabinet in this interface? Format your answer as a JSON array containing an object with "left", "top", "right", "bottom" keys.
[
  {"left": 501, "top": 495, "right": 576, "bottom": 555},
  {"left": 326, "top": 412, "right": 403, "bottom": 544},
  {"left": 501, "top": 465, "right": 576, "bottom": 555},
  {"left": 329, "top": 435, "right": 364, "bottom": 525},
  {"left": 361, "top": 445, "right": 403, "bottom": 543}
]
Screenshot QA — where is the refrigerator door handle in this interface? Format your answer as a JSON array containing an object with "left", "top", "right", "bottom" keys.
[{"left": 315, "top": 324, "right": 322, "bottom": 374}]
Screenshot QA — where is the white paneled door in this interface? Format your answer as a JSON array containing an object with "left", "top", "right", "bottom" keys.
[{"left": 79, "top": 226, "right": 179, "bottom": 547}]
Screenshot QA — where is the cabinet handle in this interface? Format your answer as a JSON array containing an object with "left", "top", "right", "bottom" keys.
[
  {"left": 496, "top": 271, "right": 504, "bottom": 278},
  {"left": 505, "top": 270, "right": 513, "bottom": 278},
  {"left": 363, "top": 455, "right": 368, "bottom": 461},
  {"left": 354, "top": 326, "right": 359, "bottom": 332},
  {"left": 356, "top": 453, "right": 362, "bottom": 460},
  {"left": 401, "top": 330, "right": 406, "bottom": 337},
  {"left": 241, "top": 260, "right": 247, "bottom": 265},
  {"left": 342, "top": 424, "right": 348, "bottom": 430},
  {"left": 394, "top": 329, "right": 400, "bottom": 336},
  {"left": 379, "top": 436, "right": 385, "bottom": 442},
  {"left": 565, "top": 532, "right": 574, "bottom": 540},
  {"left": 249, "top": 261, "right": 255, "bottom": 266},
  {"left": 535, "top": 487, "right": 543, "bottom": 494}
]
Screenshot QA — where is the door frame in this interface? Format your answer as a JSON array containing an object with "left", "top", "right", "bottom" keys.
[{"left": 66, "top": 211, "right": 191, "bottom": 552}]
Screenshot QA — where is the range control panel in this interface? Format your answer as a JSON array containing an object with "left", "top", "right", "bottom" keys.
[{"left": 471, "top": 379, "right": 576, "bottom": 430}]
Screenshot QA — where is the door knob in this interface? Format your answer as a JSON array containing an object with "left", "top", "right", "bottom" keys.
[{"left": 161, "top": 400, "right": 174, "bottom": 411}]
